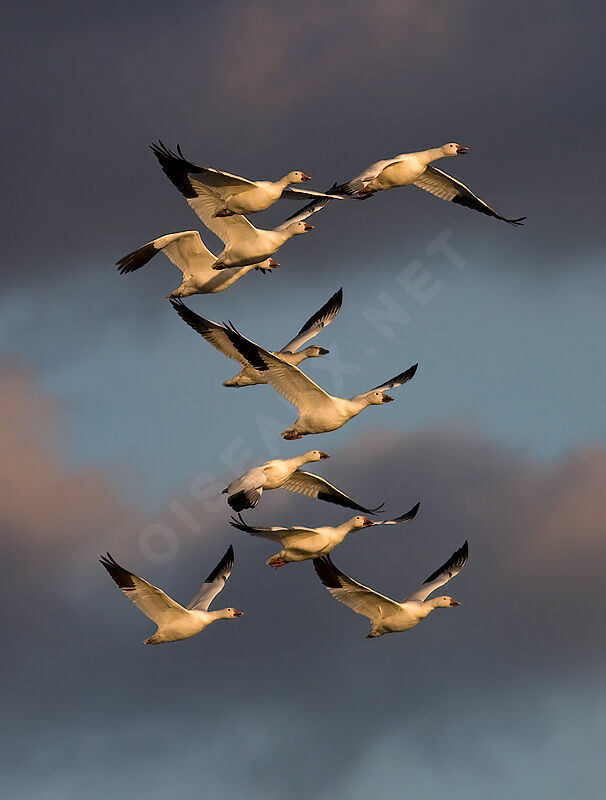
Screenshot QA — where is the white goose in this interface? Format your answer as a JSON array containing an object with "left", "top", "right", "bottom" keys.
[
  {"left": 170, "top": 288, "right": 342, "bottom": 387},
  {"left": 116, "top": 230, "right": 279, "bottom": 298},
  {"left": 100, "top": 546, "right": 243, "bottom": 644},
  {"left": 323, "top": 143, "right": 525, "bottom": 225},
  {"left": 221, "top": 325, "right": 418, "bottom": 439},
  {"left": 151, "top": 141, "right": 343, "bottom": 217},
  {"left": 314, "top": 540, "right": 468, "bottom": 638},
  {"left": 229, "top": 505, "right": 420, "bottom": 568},
  {"left": 223, "top": 450, "right": 384, "bottom": 513},
  {"left": 150, "top": 145, "right": 328, "bottom": 270}
]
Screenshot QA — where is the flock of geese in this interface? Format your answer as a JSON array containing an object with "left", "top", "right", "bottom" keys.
[{"left": 102, "top": 141, "right": 524, "bottom": 643}]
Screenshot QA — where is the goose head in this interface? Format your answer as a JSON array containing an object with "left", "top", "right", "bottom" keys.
[
  {"left": 367, "top": 390, "right": 394, "bottom": 405},
  {"left": 434, "top": 596, "right": 461, "bottom": 608},
  {"left": 221, "top": 607, "right": 244, "bottom": 618},
  {"left": 303, "top": 449, "right": 330, "bottom": 462},
  {"left": 285, "top": 220, "right": 315, "bottom": 237},
  {"left": 348, "top": 515, "right": 376, "bottom": 530},
  {"left": 441, "top": 142, "right": 469, "bottom": 157},
  {"left": 285, "top": 170, "right": 312, "bottom": 183},
  {"left": 302, "top": 345, "right": 329, "bottom": 358}
]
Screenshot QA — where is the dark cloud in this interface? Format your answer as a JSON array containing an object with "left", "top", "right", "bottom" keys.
[
  {"left": 1, "top": 369, "right": 605, "bottom": 797},
  {"left": 2, "top": 0, "right": 605, "bottom": 295}
]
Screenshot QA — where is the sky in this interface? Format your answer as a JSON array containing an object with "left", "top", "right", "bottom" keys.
[{"left": 2, "top": 2, "right": 606, "bottom": 798}]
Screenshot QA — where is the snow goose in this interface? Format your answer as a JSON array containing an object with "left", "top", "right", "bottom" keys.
[
  {"left": 99, "top": 545, "right": 243, "bottom": 644},
  {"left": 229, "top": 504, "right": 420, "bottom": 568},
  {"left": 320, "top": 143, "right": 525, "bottom": 225},
  {"left": 169, "top": 287, "right": 342, "bottom": 387},
  {"left": 220, "top": 324, "right": 418, "bottom": 439},
  {"left": 223, "top": 449, "right": 384, "bottom": 513},
  {"left": 115, "top": 230, "right": 279, "bottom": 298},
  {"left": 151, "top": 141, "right": 344, "bottom": 217},
  {"left": 314, "top": 540, "right": 468, "bottom": 638}
]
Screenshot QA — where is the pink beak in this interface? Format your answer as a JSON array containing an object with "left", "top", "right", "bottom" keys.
[
  {"left": 268, "top": 259, "right": 281, "bottom": 267},
  {"left": 301, "top": 173, "right": 311, "bottom": 181},
  {"left": 303, "top": 223, "right": 314, "bottom": 231},
  {"left": 362, "top": 518, "right": 375, "bottom": 527},
  {"left": 456, "top": 145, "right": 470, "bottom": 155},
  {"left": 233, "top": 610, "right": 244, "bottom": 616},
  {"left": 382, "top": 394, "right": 394, "bottom": 403},
  {"left": 449, "top": 600, "right": 461, "bottom": 607},
  {"left": 319, "top": 452, "right": 330, "bottom": 459}
]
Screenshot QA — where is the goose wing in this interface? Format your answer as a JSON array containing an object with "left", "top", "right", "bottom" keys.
[
  {"left": 282, "top": 469, "right": 383, "bottom": 514},
  {"left": 187, "top": 545, "right": 234, "bottom": 611},
  {"left": 275, "top": 196, "right": 331, "bottom": 231},
  {"left": 367, "top": 502, "right": 420, "bottom": 525},
  {"left": 151, "top": 141, "right": 257, "bottom": 195},
  {"left": 280, "top": 288, "right": 343, "bottom": 354},
  {"left": 335, "top": 156, "right": 404, "bottom": 195},
  {"left": 413, "top": 166, "right": 526, "bottom": 225},
  {"left": 313, "top": 555, "right": 401, "bottom": 620},
  {"left": 222, "top": 325, "right": 334, "bottom": 411},
  {"left": 229, "top": 513, "right": 317, "bottom": 542},
  {"left": 405, "top": 540, "right": 469, "bottom": 603},
  {"left": 281, "top": 187, "right": 346, "bottom": 201},
  {"left": 170, "top": 300, "right": 252, "bottom": 367},
  {"left": 350, "top": 364, "right": 418, "bottom": 402},
  {"left": 225, "top": 466, "right": 268, "bottom": 512},
  {"left": 116, "top": 231, "right": 215, "bottom": 278},
  {"left": 100, "top": 554, "right": 185, "bottom": 623}
]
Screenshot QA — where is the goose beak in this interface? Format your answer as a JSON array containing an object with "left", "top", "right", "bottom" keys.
[
  {"left": 449, "top": 600, "right": 461, "bottom": 606},
  {"left": 233, "top": 610, "right": 244, "bottom": 616},
  {"left": 303, "top": 223, "right": 314, "bottom": 231},
  {"left": 456, "top": 145, "right": 469, "bottom": 155},
  {"left": 319, "top": 452, "right": 330, "bottom": 459},
  {"left": 317, "top": 347, "right": 329, "bottom": 355},
  {"left": 381, "top": 394, "right": 394, "bottom": 403},
  {"left": 268, "top": 259, "right": 281, "bottom": 267},
  {"left": 301, "top": 173, "right": 311, "bottom": 181},
  {"left": 362, "top": 518, "right": 375, "bottom": 527}
]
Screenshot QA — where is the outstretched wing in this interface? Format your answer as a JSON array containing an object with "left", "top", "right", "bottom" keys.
[
  {"left": 413, "top": 166, "right": 525, "bottom": 225},
  {"left": 282, "top": 469, "right": 384, "bottom": 514},
  {"left": 222, "top": 324, "right": 334, "bottom": 412},
  {"left": 116, "top": 231, "right": 215, "bottom": 278},
  {"left": 405, "top": 540, "right": 469, "bottom": 603},
  {"left": 313, "top": 555, "right": 401, "bottom": 621},
  {"left": 367, "top": 502, "right": 420, "bottom": 525},
  {"left": 187, "top": 545, "right": 235, "bottom": 611},
  {"left": 280, "top": 288, "right": 343, "bottom": 353},
  {"left": 228, "top": 514, "right": 316, "bottom": 542},
  {"left": 151, "top": 141, "right": 257, "bottom": 195},
  {"left": 281, "top": 187, "right": 346, "bottom": 201},
  {"left": 170, "top": 300, "right": 253, "bottom": 367},
  {"left": 275, "top": 196, "right": 331, "bottom": 230},
  {"left": 100, "top": 554, "right": 185, "bottom": 623},
  {"left": 350, "top": 364, "right": 418, "bottom": 402}
]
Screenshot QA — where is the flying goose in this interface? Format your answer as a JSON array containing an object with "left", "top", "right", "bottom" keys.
[
  {"left": 220, "top": 325, "right": 418, "bottom": 439},
  {"left": 170, "top": 288, "right": 342, "bottom": 387},
  {"left": 229, "top": 504, "right": 420, "bottom": 568},
  {"left": 99, "top": 545, "right": 243, "bottom": 644},
  {"left": 314, "top": 540, "right": 468, "bottom": 638},
  {"left": 151, "top": 141, "right": 344, "bottom": 217},
  {"left": 313, "top": 143, "right": 524, "bottom": 225},
  {"left": 116, "top": 231, "right": 279, "bottom": 298},
  {"left": 150, "top": 143, "right": 329, "bottom": 270},
  {"left": 223, "top": 450, "right": 384, "bottom": 513}
]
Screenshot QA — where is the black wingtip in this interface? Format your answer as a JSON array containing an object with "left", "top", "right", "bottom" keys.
[{"left": 313, "top": 554, "right": 342, "bottom": 589}]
